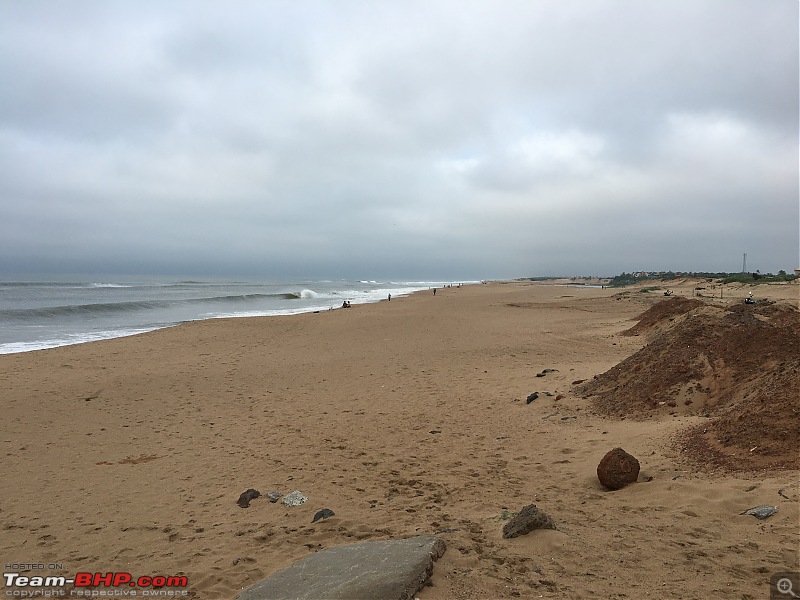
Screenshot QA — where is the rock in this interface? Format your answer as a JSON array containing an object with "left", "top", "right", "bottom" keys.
[
  {"left": 526, "top": 392, "right": 539, "bottom": 404},
  {"left": 282, "top": 491, "right": 308, "bottom": 507},
  {"left": 536, "top": 369, "right": 559, "bottom": 377},
  {"left": 236, "top": 535, "right": 446, "bottom": 600},
  {"left": 741, "top": 505, "right": 778, "bottom": 520},
  {"left": 312, "top": 508, "right": 336, "bottom": 523},
  {"left": 597, "top": 448, "right": 640, "bottom": 490},
  {"left": 434, "top": 527, "right": 460, "bottom": 534},
  {"left": 502, "top": 504, "right": 557, "bottom": 539},
  {"left": 267, "top": 491, "right": 282, "bottom": 503},
  {"left": 237, "top": 488, "right": 261, "bottom": 508}
]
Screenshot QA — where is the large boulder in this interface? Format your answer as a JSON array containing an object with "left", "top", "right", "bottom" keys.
[
  {"left": 237, "top": 535, "right": 446, "bottom": 600},
  {"left": 597, "top": 447, "right": 640, "bottom": 490}
]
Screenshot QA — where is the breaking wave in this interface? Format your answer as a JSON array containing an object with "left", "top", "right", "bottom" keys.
[{"left": 0, "top": 293, "right": 299, "bottom": 321}]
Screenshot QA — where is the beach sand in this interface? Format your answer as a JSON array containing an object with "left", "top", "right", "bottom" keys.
[{"left": 1, "top": 280, "right": 797, "bottom": 599}]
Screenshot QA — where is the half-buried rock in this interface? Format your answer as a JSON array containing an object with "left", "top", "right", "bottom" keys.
[
  {"left": 502, "top": 504, "right": 557, "bottom": 539},
  {"left": 237, "top": 535, "right": 446, "bottom": 600},
  {"left": 597, "top": 447, "right": 640, "bottom": 490},
  {"left": 236, "top": 488, "right": 261, "bottom": 508}
]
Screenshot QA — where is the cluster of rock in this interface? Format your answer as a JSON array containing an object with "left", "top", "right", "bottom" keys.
[
  {"left": 233, "top": 439, "right": 780, "bottom": 599},
  {"left": 236, "top": 488, "right": 336, "bottom": 525}
]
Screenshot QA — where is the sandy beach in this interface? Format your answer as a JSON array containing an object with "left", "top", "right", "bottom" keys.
[{"left": 1, "top": 280, "right": 798, "bottom": 599}]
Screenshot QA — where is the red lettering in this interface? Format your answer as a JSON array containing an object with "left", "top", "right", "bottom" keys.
[
  {"left": 75, "top": 571, "right": 188, "bottom": 589},
  {"left": 94, "top": 573, "right": 114, "bottom": 586},
  {"left": 166, "top": 576, "right": 189, "bottom": 588},
  {"left": 113, "top": 573, "right": 132, "bottom": 586}
]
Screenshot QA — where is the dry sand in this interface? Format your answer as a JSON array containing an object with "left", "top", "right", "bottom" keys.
[{"left": 1, "top": 280, "right": 798, "bottom": 599}]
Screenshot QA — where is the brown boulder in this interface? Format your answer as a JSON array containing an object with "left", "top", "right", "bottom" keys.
[{"left": 597, "top": 448, "right": 640, "bottom": 490}]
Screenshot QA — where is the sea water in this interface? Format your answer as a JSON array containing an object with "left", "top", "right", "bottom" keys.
[{"left": 0, "top": 277, "right": 470, "bottom": 354}]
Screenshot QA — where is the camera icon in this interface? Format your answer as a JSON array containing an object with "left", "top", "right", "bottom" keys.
[{"left": 772, "top": 573, "right": 800, "bottom": 599}]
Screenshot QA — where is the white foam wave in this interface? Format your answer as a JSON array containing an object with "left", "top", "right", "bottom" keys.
[
  {"left": 297, "top": 289, "right": 344, "bottom": 300},
  {"left": 208, "top": 307, "right": 325, "bottom": 319},
  {"left": 0, "top": 327, "right": 161, "bottom": 354}
]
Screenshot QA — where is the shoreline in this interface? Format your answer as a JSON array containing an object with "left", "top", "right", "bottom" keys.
[
  {"left": 0, "top": 279, "right": 475, "bottom": 356},
  {"left": 4, "top": 275, "right": 795, "bottom": 356},
  {"left": 1, "top": 280, "right": 796, "bottom": 599}
]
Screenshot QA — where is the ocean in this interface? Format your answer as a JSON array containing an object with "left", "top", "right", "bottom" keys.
[{"left": 0, "top": 277, "right": 469, "bottom": 354}]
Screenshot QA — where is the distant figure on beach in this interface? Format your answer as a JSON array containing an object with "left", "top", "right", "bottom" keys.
[
  {"left": 388, "top": 294, "right": 391, "bottom": 301},
  {"left": 342, "top": 300, "right": 351, "bottom": 308},
  {"left": 433, "top": 288, "right": 437, "bottom": 296}
]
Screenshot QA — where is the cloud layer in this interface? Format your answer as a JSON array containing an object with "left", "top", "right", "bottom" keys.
[{"left": 1, "top": 1, "right": 797, "bottom": 279}]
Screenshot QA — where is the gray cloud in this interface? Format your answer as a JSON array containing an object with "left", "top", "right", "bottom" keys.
[{"left": 1, "top": 0, "right": 797, "bottom": 279}]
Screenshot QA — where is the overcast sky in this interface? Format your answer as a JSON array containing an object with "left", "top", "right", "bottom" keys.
[{"left": 1, "top": 1, "right": 797, "bottom": 280}]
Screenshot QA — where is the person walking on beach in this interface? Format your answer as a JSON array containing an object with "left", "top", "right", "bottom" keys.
[
  {"left": 433, "top": 288, "right": 436, "bottom": 296},
  {"left": 388, "top": 293, "right": 391, "bottom": 301}
]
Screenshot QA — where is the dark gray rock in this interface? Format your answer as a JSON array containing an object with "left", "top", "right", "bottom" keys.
[
  {"left": 266, "top": 491, "right": 282, "bottom": 503},
  {"left": 536, "top": 369, "right": 559, "bottom": 377},
  {"left": 312, "top": 508, "right": 335, "bottom": 523},
  {"left": 526, "top": 392, "right": 539, "bottom": 404},
  {"left": 502, "top": 504, "right": 557, "bottom": 539},
  {"left": 237, "top": 489, "right": 260, "bottom": 508},
  {"left": 741, "top": 505, "right": 778, "bottom": 520},
  {"left": 236, "top": 535, "right": 446, "bottom": 600}
]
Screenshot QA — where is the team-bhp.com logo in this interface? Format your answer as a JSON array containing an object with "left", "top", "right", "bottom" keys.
[{"left": 4, "top": 572, "right": 189, "bottom": 597}]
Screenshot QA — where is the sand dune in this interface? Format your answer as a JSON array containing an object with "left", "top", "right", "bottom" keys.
[
  {"left": 1, "top": 280, "right": 797, "bottom": 599},
  {"left": 582, "top": 292, "right": 799, "bottom": 471}
]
